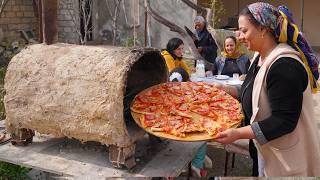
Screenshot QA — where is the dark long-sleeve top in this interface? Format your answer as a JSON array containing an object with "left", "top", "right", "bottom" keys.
[
  {"left": 214, "top": 54, "right": 250, "bottom": 76},
  {"left": 195, "top": 28, "right": 218, "bottom": 64},
  {"left": 240, "top": 56, "right": 308, "bottom": 144}
]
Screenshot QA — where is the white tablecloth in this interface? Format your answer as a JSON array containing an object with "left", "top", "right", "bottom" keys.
[{"left": 190, "top": 74, "right": 243, "bottom": 86}]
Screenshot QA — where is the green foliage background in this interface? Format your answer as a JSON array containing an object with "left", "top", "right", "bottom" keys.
[
  {"left": 0, "top": 162, "right": 31, "bottom": 179},
  {"left": 197, "top": 0, "right": 226, "bottom": 28},
  {"left": 0, "top": 40, "right": 30, "bottom": 179}
]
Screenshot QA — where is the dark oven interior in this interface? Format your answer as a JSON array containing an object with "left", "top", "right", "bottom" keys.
[{"left": 123, "top": 51, "right": 168, "bottom": 127}]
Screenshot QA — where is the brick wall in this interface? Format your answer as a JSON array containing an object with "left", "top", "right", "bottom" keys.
[
  {"left": 58, "top": 0, "right": 80, "bottom": 44},
  {"left": 0, "top": 0, "right": 80, "bottom": 44},
  {"left": 0, "top": 0, "right": 37, "bottom": 41}
]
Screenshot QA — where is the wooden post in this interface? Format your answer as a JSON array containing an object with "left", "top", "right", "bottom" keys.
[
  {"left": 37, "top": 0, "right": 43, "bottom": 42},
  {"left": 300, "top": 0, "right": 304, "bottom": 32},
  {"left": 41, "top": 0, "right": 58, "bottom": 44},
  {"left": 144, "top": 0, "right": 147, "bottom": 47},
  {"left": 11, "top": 128, "right": 34, "bottom": 146},
  {"left": 109, "top": 144, "right": 136, "bottom": 169}
]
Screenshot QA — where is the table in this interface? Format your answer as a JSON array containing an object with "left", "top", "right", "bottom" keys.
[
  {"left": 0, "top": 120, "right": 202, "bottom": 178},
  {"left": 0, "top": 133, "right": 203, "bottom": 178},
  {"left": 190, "top": 74, "right": 243, "bottom": 86}
]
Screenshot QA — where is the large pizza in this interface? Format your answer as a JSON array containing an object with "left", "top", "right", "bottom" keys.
[{"left": 130, "top": 82, "right": 243, "bottom": 141}]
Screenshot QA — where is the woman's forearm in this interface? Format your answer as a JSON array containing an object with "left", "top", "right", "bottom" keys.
[
  {"left": 236, "top": 125, "right": 256, "bottom": 139},
  {"left": 221, "top": 84, "right": 240, "bottom": 99},
  {"left": 214, "top": 125, "right": 256, "bottom": 144}
]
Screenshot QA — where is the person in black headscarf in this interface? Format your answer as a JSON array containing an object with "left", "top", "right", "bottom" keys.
[{"left": 194, "top": 16, "right": 218, "bottom": 64}]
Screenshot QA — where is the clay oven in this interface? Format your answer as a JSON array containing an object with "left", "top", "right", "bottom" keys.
[{"left": 4, "top": 43, "right": 168, "bottom": 168}]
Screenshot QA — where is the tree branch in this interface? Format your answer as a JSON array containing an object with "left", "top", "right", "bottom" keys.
[
  {"left": 181, "top": 0, "right": 221, "bottom": 50},
  {"left": 181, "top": 0, "right": 206, "bottom": 15},
  {"left": 146, "top": 0, "right": 204, "bottom": 61},
  {"left": 65, "top": 0, "right": 94, "bottom": 45},
  {"left": 146, "top": 0, "right": 183, "bottom": 33},
  {"left": 105, "top": 0, "right": 113, "bottom": 18},
  {"left": 111, "top": 0, "right": 122, "bottom": 45},
  {"left": 122, "top": 0, "right": 140, "bottom": 29},
  {"left": 181, "top": 0, "right": 212, "bottom": 24},
  {"left": 0, "top": 0, "right": 9, "bottom": 17}
]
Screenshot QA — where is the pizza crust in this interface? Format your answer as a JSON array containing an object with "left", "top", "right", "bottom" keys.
[{"left": 131, "top": 82, "right": 243, "bottom": 140}]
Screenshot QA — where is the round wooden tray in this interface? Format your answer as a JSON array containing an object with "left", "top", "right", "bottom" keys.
[
  {"left": 130, "top": 82, "right": 242, "bottom": 142},
  {"left": 131, "top": 111, "right": 217, "bottom": 141}
]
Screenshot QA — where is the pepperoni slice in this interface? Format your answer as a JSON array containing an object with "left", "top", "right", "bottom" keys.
[{"left": 145, "top": 114, "right": 156, "bottom": 120}]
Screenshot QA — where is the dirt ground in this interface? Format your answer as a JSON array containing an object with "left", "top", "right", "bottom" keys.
[{"left": 206, "top": 145, "right": 252, "bottom": 177}]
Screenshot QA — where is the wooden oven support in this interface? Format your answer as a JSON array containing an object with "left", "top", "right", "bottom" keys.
[
  {"left": 10, "top": 128, "right": 34, "bottom": 146},
  {"left": 109, "top": 144, "right": 136, "bottom": 169},
  {"left": 108, "top": 124, "right": 146, "bottom": 169}
]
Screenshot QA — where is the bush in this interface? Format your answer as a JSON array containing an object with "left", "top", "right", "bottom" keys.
[
  {"left": 0, "top": 67, "right": 6, "bottom": 84},
  {"left": 0, "top": 50, "right": 28, "bottom": 179},
  {"left": 0, "top": 161, "right": 31, "bottom": 179}
]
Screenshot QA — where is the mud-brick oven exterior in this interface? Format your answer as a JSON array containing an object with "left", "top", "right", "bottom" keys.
[{"left": 4, "top": 43, "right": 168, "bottom": 168}]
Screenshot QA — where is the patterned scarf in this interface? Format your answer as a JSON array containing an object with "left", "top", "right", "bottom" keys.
[{"left": 248, "top": 2, "right": 319, "bottom": 93}]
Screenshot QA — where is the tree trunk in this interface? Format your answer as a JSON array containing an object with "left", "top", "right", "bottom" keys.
[
  {"left": 111, "top": 0, "right": 122, "bottom": 45},
  {"left": 41, "top": 0, "right": 58, "bottom": 45},
  {"left": 145, "top": 0, "right": 202, "bottom": 60},
  {"left": 0, "top": 0, "right": 9, "bottom": 17},
  {"left": 181, "top": 0, "right": 221, "bottom": 51}
]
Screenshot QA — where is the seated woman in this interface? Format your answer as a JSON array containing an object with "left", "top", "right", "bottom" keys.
[
  {"left": 215, "top": 36, "right": 250, "bottom": 77},
  {"left": 161, "top": 38, "right": 191, "bottom": 76}
]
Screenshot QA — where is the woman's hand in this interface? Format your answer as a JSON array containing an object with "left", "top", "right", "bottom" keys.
[
  {"left": 239, "top": 74, "right": 246, "bottom": 81},
  {"left": 214, "top": 128, "right": 240, "bottom": 144},
  {"left": 211, "top": 82, "right": 223, "bottom": 89},
  {"left": 211, "top": 84, "right": 239, "bottom": 99},
  {"left": 214, "top": 126, "right": 256, "bottom": 144},
  {"left": 205, "top": 71, "right": 213, "bottom": 77}
]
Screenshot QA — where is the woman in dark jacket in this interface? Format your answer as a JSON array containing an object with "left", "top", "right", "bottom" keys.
[{"left": 194, "top": 16, "right": 218, "bottom": 64}]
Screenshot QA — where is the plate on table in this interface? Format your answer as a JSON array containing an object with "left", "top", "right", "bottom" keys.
[
  {"left": 214, "top": 75, "right": 230, "bottom": 80},
  {"left": 225, "top": 80, "right": 243, "bottom": 86},
  {"left": 192, "top": 77, "right": 204, "bottom": 82}
]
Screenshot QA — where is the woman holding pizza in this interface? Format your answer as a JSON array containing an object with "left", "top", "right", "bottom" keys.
[
  {"left": 214, "top": 36, "right": 250, "bottom": 78},
  {"left": 213, "top": 2, "right": 320, "bottom": 176}
]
